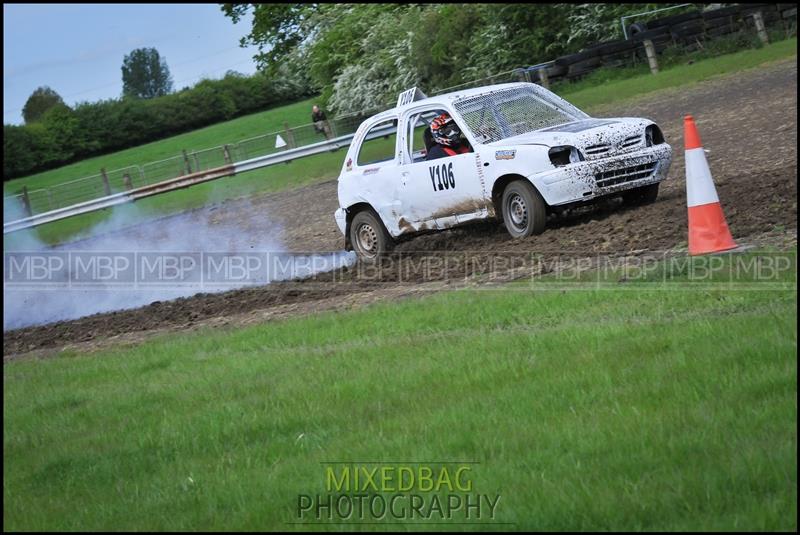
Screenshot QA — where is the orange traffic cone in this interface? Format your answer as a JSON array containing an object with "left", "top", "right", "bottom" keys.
[{"left": 684, "top": 115, "right": 737, "bottom": 255}]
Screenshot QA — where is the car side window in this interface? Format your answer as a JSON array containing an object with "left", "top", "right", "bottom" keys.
[
  {"left": 357, "top": 119, "right": 398, "bottom": 167},
  {"left": 406, "top": 109, "right": 448, "bottom": 164}
]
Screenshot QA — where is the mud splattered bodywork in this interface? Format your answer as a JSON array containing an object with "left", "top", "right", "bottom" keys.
[{"left": 335, "top": 82, "right": 672, "bottom": 247}]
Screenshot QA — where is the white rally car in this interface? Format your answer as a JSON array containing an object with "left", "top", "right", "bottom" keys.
[{"left": 334, "top": 83, "right": 672, "bottom": 259}]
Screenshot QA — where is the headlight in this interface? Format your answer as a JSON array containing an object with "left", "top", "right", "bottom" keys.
[
  {"left": 645, "top": 125, "right": 665, "bottom": 147},
  {"left": 549, "top": 145, "right": 584, "bottom": 167}
]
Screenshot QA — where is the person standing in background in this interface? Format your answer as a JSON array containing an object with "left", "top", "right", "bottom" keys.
[{"left": 312, "top": 105, "right": 332, "bottom": 139}]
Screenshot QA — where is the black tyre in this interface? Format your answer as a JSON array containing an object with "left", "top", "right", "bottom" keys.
[
  {"left": 501, "top": 180, "right": 547, "bottom": 239},
  {"left": 545, "top": 64, "right": 567, "bottom": 78},
  {"left": 702, "top": 6, "right": 740, "bottom": 21},
  {"left": 670, "top": 20, "right": 705, "bottom": 38},
  {"left": 626, "top": 22, "right": 648, "bottom": 37},
  {"left": 649, "top": 10, "right": 701, "bottom": 29},
  {"left": 568, "top": 56, "right": 603, "bottom": 76},
  {"left": 554, "top": 48, "right": 599, "bottom": 68},
  {"left": 623, "top": 182, "right": 660, "bottom": 206},
  {"left": 596, "top": 39, "right": 639, "bottom": 56},
  {"left": 350, "top": 210, "right": 393, "bottom": 260},
  {"left": 631, "top": 27, "right": 671, "bottom": 42}
]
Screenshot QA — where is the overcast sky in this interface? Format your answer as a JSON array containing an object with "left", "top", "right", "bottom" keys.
[{"left": 3, "top": 3, "right": 260, "bottom": 125}]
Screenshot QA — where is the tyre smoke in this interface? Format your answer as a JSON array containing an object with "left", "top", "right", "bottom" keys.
[{"left": 4, "top": 200, "right": 355, "bottom": 330}]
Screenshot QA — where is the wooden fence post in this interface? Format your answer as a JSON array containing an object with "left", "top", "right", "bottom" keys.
[
  {"left": 100, "top": 167, "right": 112, "bottom": 196},
  {"left": 123, "top": 173, "right": 133, "bottom": 190},
  {"left": 643, "top": 39, "right": 660, "bottom": 74},
  {"left": 538, "top": 67, "right": 550, "bottom": 89},
  {"left": 21, "top": 186, "right": 32, "bottom": 217},
  {"left": 181, "top": 149, "right": 192, "bottom": 175},
  {"left": 283, "top": 122, "right": 296, "bottom": 149},
  {"left": 223, "top": 145, "right": 232, "bottom": 164},
  {"left": 752, "top": 11, "right": 770, "bottom": 44}
]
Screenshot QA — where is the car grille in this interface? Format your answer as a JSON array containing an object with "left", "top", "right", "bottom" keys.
[
  {"left": 595, "top": 162, "right": 657, "bottom": 188},
  {"left": 584, "top": 135, "right": 643, "bottom": 159},
  {"left": 584, "top": 143, "right": 611, "bottom": 156},
  {"left": 620, "top": 135, "right": 642, "bottom": 150}
]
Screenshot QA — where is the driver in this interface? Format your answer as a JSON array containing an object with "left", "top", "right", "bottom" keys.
[{"left": 425, "top": 113, "right": 471, "bottom": 161}]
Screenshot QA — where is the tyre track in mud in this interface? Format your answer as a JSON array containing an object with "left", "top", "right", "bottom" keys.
[{"left": 4, "top": 59, "right": 797, "bottom": 357}]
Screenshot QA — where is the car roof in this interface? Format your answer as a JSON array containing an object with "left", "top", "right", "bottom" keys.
[{"left": 368, "top": 82, "right": 531, "bottom": 121}]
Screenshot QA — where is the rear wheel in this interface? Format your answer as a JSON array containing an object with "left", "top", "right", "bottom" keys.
[
  {"left": 350, "top": 210, "right": 393, "bottom": 260},
  {"left": 501, "top": 180, "right": 547, "bottom": 239},
  {"left": 623, "top": 182, "right": 659, "bottom": 206}
]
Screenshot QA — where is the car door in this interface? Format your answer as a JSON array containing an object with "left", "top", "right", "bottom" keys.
[
  {"left": 350, "top": 117, "right": 404, "bottom": 233},
  {"left": 396, "top": 107, "right": 489, "bottom": 231}
]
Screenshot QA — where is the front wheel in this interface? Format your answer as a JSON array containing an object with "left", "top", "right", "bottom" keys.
[
  {"left": 350, "top": 210, "right": 394, "bottom": 260},
  {"left": 501, "top": 180, "right": 547, "bottom": 239}
]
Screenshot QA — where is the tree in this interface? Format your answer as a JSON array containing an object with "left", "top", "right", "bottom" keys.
[
  {"left": 121, "top": 47, "right": 173, "bottom": 99},
  {"left": 221, "top": 4, "right": 315, "bottom": 72},
  {"left": 3, "top": 122, "right": 60, "bottom": 178},
  {"left": 222, "top": 3, "right": 693, "bottom": 113},
  {"left": 40, "top": 103, "right": 85, "bottom": 162},
  {"left": 4, "top": 125, "right": 39, "bottom": 177},
  {"left": 22, "top": 86, "right": 65, "bottom": 124}
]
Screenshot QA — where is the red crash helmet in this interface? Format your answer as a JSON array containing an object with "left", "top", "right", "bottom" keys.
[{"left": 430, "top": 113, "right": 462, "bottom": 147}]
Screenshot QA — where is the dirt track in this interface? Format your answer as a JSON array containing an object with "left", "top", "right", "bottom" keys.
[{"left": 4, "top": 58, "right": 797, "bottom": 358}]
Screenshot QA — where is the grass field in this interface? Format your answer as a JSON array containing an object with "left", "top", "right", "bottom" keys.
[
  {"left": 3, "top": 37, "right": 797, "bottom": 249},
  {"left": 3, "top": 252, "right": 796, "bottom": 530}
]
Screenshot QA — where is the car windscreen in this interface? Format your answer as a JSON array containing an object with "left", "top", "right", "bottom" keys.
[{"left": 453, "top": 85, "right": 588, "bottom": 144}]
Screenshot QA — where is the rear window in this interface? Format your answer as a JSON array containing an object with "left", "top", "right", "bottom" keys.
[{"left": 357, "top": 120, "right": 397, "bottom": 166}]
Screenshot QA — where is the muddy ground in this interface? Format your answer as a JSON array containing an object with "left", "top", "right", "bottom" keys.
[{"left": 4, "top": 58, "right": 797, "bottom": 358}]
